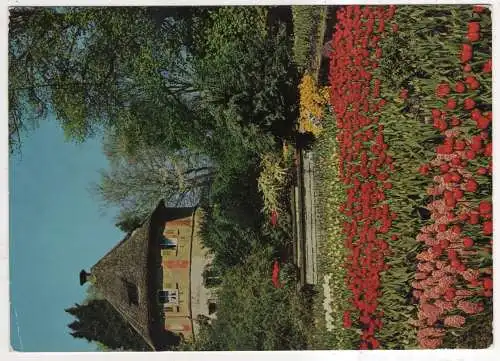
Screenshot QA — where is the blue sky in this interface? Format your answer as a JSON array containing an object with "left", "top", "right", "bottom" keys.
[{"left": 9, "top": 116, "right": 124, "bottom": 352}]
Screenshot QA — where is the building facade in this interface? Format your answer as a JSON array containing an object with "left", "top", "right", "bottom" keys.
[{"left": 79, "top": 201, "right": 216, "bottom": 350}]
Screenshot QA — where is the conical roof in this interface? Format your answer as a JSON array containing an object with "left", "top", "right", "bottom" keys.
[{"left": 88, "top": 201, "right": 196, "bottom": 350}]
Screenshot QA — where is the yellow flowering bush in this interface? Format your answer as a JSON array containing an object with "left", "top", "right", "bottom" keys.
[
  {"left": 298, "top": 74, "right": 329, "bottom": 136},
  {"left": 257, "top": 152, "right": 288, "bottom": 215}
]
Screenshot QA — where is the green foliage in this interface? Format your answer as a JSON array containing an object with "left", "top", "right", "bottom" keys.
[
  {"left": 9, "top": 7, "right": 201, "bottom": 154},
  {"left": 192, "top": 247, "right": 309, "bottom": 350},
  {"left": 311, "top": 109, "right": 356, "bottom": 349},
  {"left": 291, "top": 6, "right": 327, "bottom": 73},
  {"left": 65, "top": 300, "right": 151, "bottom": 351},
  {"left": 195, "top": 6, "right": 299, "bottom": 137},
  {"left": 12, "top": 6, "right": 311, "bottom": 351},
  {"left": 114, "top": 212, "right": 143, "bottom": 234},
  {"left": 191, "top": 6, "right": 299, "bottom": 270}
]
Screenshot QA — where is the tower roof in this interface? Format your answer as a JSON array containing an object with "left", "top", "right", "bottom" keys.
[{"left": 88, "top": 201, "right": 196, "bottom": 350}]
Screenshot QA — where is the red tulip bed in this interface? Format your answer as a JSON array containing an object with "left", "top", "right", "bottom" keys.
[{"left": 323, "top": 4, "right": 492, "bottom": 349}]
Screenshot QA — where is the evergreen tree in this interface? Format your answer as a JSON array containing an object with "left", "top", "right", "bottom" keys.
[{"left": 65, "top": 300, "right": 151, "bottom": 351}]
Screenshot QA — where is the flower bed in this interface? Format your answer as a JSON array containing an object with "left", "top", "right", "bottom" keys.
[
  {"left": 407, "top": 6, "right": 493, "bottom": 349},
  {"left": 328, "top": 5, "right": 398, "bottom": 349},
  {"left": 313, "top": 110, "right": 356, "bottom": 349},
  {"left": 298, "top": 73, "right": 329, "bottom": 136},
  {"left": 323, "top": 4, "right": 492, "bottom": 349}
]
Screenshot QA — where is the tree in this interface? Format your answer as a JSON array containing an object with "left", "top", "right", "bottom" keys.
[
  {"left": 94, "top": 137, "right": 214, "bottom": 223},
  {"left": 114, "top": 212, "right": 143, "bottom": 234},
  {"left": 65, "top": 299, "right": 151, "bottom": 351},
  {"left": 193, "top": 7, "right": 298, "bottom": 140},
  {"left": 9, "top": 7, "right": 202, "bottom": 154}
]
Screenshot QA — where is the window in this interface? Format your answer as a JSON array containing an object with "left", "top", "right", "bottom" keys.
[
  {"left": 160, "top": 235, "right": 178, "bottom": 249},
  {"left": 208, "top": 302, "right": 217, "bottom": 315},
  {"left": 159, "top": 289, "right": 179, "bottom": 305},
  {"left": 123, "top": 280, "right": 139, "bottom": 306}
]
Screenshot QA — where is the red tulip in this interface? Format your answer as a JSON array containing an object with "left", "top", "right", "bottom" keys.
[
  {"left": 483, "top": 278, "right": 493, "bottom": 290},
  {"left": 461, "top": 44, "right": 473, "bottom": 63},
  {"left": 454, "top": 139, "right": 465, "bottom": 151},
  {"left": 463, "top": 237, "right": 474, "bottom": 248},
  {"left": 469, "top": 212, "right": 480, "bottom": 225},
  {"left": 270, "top": 210, "right": 278, "bottom": 226},
  {"left": 464, "top": 63, "right": 472, "bottom": 72},
  {"left": 440, "top": 239, "right": 450, "bottom": 249},
  {"left": 455, "top": 81, "right": 466, "bottom": 93},
  {"left": 468, "top": 22, "right": 480, "bottom": 33},
  {"left": 483, "top": 221, "right": 492, "bottom": 235},
  {"left": 471, "top": 109, "right": 482, "bottom": 121},
  {"left": 477, "top": 167, "right": 488, "bottom": 175},
  {"left": 453, "top": 188, "right": 464, "bottom": 200},
  {"left": 451, "top": 224, "right": 462, "bottom": 234},
  {"left": 473, "top": 5, "right": 486, "bottom": 13},
  {"left": 432, "top": 108, "right": 442, "bottom": 118},
  {"left": 468, "top": 32, "right": 480, "bottom": 42},
  {"left": 466, "top": 150, "right": 477, "bottom": 160},
  {"left": 450, "top": 117, "right": 461, "bottom": 127},
  {"left": 419, "top": 164, "right": 430, "bottom": 175},
  {"left": 465, "top": 179, "right": 479, "bottom": 192},
  {"left": 464, "top": 98, "right": 476, "bottom": 110},
  {"left": 483, "top": 142, "right": 492, "bottom": 157},
  {"left": 435, "top": 83, "right": 451, "bottom": 98},
  {"left": 483, "top": 59, "right": 492, "bottom": 73},
  {"left": 465, "top": 76, "right": 480, "bottom": 90},
  {"left": 440, "top": 163, "right": 450, "bottom": 173},
  {"left": 471, "top": 135, "right": 483, "bottom": 151},
  {"left": 445, "top": 288, "right": 456, "bottom": 301},
  {"left": 467, "top": 22, "right": 480, "bottom": 42},
  {"left": 451, "top": 259, "right": 461, "bottom": 269},
  {"left": 479, "top": 201, "right": 492, "bottom": 215},
  {"left": 432, "top": 245, "right": 442, "bottom": 256},
  {"left": 400, "top": 88, "right": 409, "bottom": 99},
  {"left": 446, "top": 98, "right": 457, "bottom": 110},
  {"left": 476, "top": 117, "right": 491, "bottom": 129}
]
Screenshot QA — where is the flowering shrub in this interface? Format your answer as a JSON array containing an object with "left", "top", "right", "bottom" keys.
[
  {"left": 298, "top": 73, "right": 329, "bottom": 136},
  {"left": 257, "top": 152, "right": 289, "bottom": 218}
]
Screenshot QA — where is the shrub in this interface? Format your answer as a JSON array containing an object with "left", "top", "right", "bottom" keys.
[
  {"left": 191, "top": 246, "right": 309, "bottom": 350},
  {"left": 291, "top": 6, "right": 327, "bottom": 72}
]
